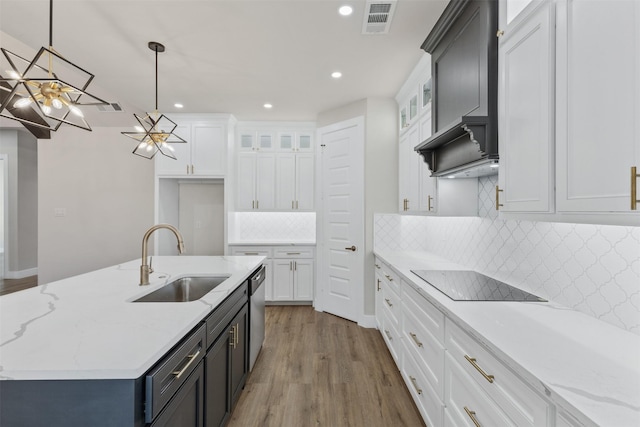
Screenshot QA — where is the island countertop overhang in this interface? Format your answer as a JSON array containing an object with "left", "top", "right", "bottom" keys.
[{"left": 0, "top": 255, "right": 264, "bottom": 381}]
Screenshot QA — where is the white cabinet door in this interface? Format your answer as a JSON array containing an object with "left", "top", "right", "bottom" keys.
[
  {"left": 263, "top": 259, "right": 274, "bottom": 301},
  {"left": 276, "top": 153, "right": 296, "bottom": 210},
  {"left": 295, "top": 153, "right": 314, "bottom": 210},
  {"left": 236, "top": 153, "right": 256, "bottom": 210},
  {"left": 374, "top": 265, "right": 384, "bottom": 329},
  {"left": 255, "top": 153, "right": 276, "bottom": 210},
  {"left": 272, "top": 259, "right": 293, "bottom": 300},
  {"left": 296, "top": 133, "right": 313, "bottom": 152},
  {"left": 155, "top": 125, "right": 192, "bottom": 175},
  {"left": 498, "top": 1, "right": 554, "bottom": 213},
  {"left": 556, "top": 0, "right": 640, "bottom": 213},
  {"left": 499, "top": 0, "right": 538, "bottom": 32},
  {"left": 418, "top": 113, "right": 437, "bottom": 213},
  {"left": 293, "top": 259, "right": 314, "bottom": 300},
  {"left": 192, "top": 124, "right": 225, "bottom": 176},
  {"left": 399, "top": 126, "right": 421, "bottom": 212}
]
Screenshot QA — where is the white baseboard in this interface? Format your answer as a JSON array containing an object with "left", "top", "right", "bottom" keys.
[
  {"left": 358, "top": 314, "right": 377, "bottom": 329},
  {"left": 5, "top": 267, "right": 38, "bottom": 280}
]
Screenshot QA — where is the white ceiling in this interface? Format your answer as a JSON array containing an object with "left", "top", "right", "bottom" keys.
[{"left": 0, "top": 0, "right": 447, "bottom": 124}]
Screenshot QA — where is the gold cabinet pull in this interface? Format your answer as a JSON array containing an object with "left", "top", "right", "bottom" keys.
[
  {"left": 186, "top": 165, "right": 190, "bottom": 174},
  {"left": 292, "top": 200, "right": 295, "bottom": 209},
  {"left": 384, "top": 274, "right": 393, "bottom": 282},
  {"left": 256, "top": 200, "right": 259, "bottom": 209},
  {"left": 252, "top": 200, "right": 255, "bottom": 209},
  {"left": 409, "top": 376, "right": 422, "bottom": 395},
  {"left": 377, "top": 279, "right": 381, "bottom": 291},
  {"left": 172, "top": 349, "right": 201, "bottom": 379},
  {"left": 496, "top": 29, "right": 505, "bottom": 37},
  {"left": 191, "top": 165, "right": 194, "bottom": 174},
  {"left": 234, "top": 323, "right": 239, "bottom": 347},
  {"left": 632, "top": 166, "right": 639, "bottom": 210},
  {"left": 428, "top": 195, "right": 433, "bottom": 211},
  {"left": 495, "top": 186, "right": 503, "bottom": 211},
  {"left": 375, "top": 264, "right": 380, "bottom": 269},
  {"left": 464, "top": 355, "right": 495, "bottom": 383},
  {"left": 409, "top": 332, "right": 423, "bottom": 348},
  {"left": 384, "top": 329, "right": 393, "bottom": 340},
  {"left": 287, "top": 252, "right": 301, "bottom": 255},
  {"left": 294, "top": 261, "right": 297, "bottom": 271},
  {"left": 464, "top": 406, "right": 482, "bottom": 427},
  {"left": 229, "top": 327, "right": 236, "bottom": 348},
  {"left": 385, "top": 298, "right": 393, "bottom": 307},
  {"left": 244, "top": 252, "right": 259, "bottom": 255},
  {"left": 296, "top": 200, "right": 299, "bottom": 209}
]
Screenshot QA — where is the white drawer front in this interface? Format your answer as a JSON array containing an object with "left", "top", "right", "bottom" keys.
[
  {"left": 381, "top": 307, "right": 402, "bottom": 365},
  {"left": 229, "top": 246, "right": 273, "bottom": 257},
  {"left": 382, "top": 284, "right": 401, "bottom": 329},
  {"left": 403, "top": 300, "right": 445, "bottom": 399},
  {"left": 445, "top": 353, "right": 514, "bottom": 427},
  {"left": 402, "top": 341, "right": 444, "bottom": 427},
  {"left": 403, "top": 281, "right": 445, "bottom": 345},
  {"left": 379, "top": 262, "right": 401, "bottom": 297},
  {"left": 273, "top": 247, "right": 314, "bottom": 258},
  {"left": 446, "top": 321, "right": 550, "bottom": 426}
]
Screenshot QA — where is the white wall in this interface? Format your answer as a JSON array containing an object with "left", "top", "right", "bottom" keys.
[
  {"left": 0, "top": 129, "right": 38, "bottom": 277},
  {"left": 38, "top": 126, "right": 155, "bottom": 284}
]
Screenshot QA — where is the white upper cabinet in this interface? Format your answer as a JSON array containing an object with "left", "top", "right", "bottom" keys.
[
  {"left": 499, "top": 0, "right": 539, "bottom": 32},
  {"left": 156, "top": 115, "right": 232, "bottom": 177},
  {"left": 497, "top": 0, "right": 640, "bottom": 225},
  {"left": 556, "top": 0, "right": 640, "bottom": 215},
  {"left": 235, "top": 123, "right": 315, "bottom": 212},
  {"left": 498, "top": 1, "right": 555, "bottom": 213}
]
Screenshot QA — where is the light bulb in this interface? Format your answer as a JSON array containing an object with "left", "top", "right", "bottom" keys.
[
  {"left": 146, "top": 144, "right": 153, "bottom": 152},
  {"left": 52, "top": 99, "right": 63, "bottom": 109},
  {"left": 69, "top": 105, "right": 84, "bottom": 117},
  {"left": 6, "top": 70, "right": 21, "bottom": 79},
  {"left": 42, "top": 105, "right": 52, "bottom": 115},
  {"left": 14, "top": 97, "right": 32, "bottom": 108}
]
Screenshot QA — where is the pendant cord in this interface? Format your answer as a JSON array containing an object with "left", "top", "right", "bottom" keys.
[
  {"left": 49, "top": 0, "right": 53, "bottom": 48},
  {"left": 155, "top": 46, "right": 158, "bottom": 111}
]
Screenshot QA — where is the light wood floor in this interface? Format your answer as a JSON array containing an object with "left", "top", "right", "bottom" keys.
[
  {"left": 0, "top": 276, "right": 38, "bottom": 296},
  {"left": 228, "top": 306, "right": 425, "bottom": 427}
]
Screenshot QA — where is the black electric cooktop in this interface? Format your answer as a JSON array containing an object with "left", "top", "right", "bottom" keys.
[{"left": 410, "top": 270, "right": 547, "bottom": 302}]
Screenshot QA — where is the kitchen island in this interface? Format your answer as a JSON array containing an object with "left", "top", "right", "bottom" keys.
[{"left": 0, "top": 255, "right": 264, "bottom": 426}]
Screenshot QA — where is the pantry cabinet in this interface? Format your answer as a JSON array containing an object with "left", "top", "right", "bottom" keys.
[
  {"left": 236, "top": 123, "right": 315, "bottom": 212},
  {"left": 236, "top": 152, "right": 276, "bottom": 211},
  {"left": 275, "top": 153, "right": 314, "bottom": 211},
  {"left": 156, "top": 115, "right": 233, "bottom": 177},
  {"left": 497, "top": 0, "right": 640, "bottom": 224}
]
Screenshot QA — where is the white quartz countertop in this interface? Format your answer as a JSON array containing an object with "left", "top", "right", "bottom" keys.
[
  {"left": 0, "top": 256, "right": 264, "bottom": 381},
  {"left": 228, "top": 241, "right": 316, "bottom": 246},
  {"left": 374, "top": 250, "right": 640, "bottom": 427}
]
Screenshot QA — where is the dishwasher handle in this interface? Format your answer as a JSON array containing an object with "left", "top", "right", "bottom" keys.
[{"left": 249, "top": 265, "right": 266, "bottom": 295}]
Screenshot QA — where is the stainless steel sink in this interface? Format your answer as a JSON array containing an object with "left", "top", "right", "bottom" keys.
[{"left": 133, "top": 276, "right": 230, "bottom": 302}]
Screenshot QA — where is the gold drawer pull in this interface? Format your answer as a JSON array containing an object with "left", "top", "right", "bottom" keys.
[
  {"left": 384, "top": 274, "right": 393, "bottom": 282},
  {"left": 632, "top": 166, "right": 639, "bottom": 210},
  {"left": 495, "top": 186, "right": 503, "bottom": 211},
  {"left": 409, "top": 376, "right": 422, "bottom": 395},
  {"left": 377, "top": 279, "right": 381, "bottom": 291},
  {"left": 384, "top": 330, "right": 393, "bottom": 340},
  {"left": 385, "top": 298, "right": 393, "bottom": 307},
  {"left": 409, "top": 332, "right": 423, "bottom": 348},
  {"left": 464, "top": 355, "right": 495, "bottom": 383},
  {"left": 172, "top": 349, "right": 201, "bottom": 379},
  {"left": 229, "top": 327, "right": 236, "bottom": 348},
  {"left": 286, "top": 252, "right": 301, "bottom": 255},
  {"left": 375, "top": 263, "right": 381, "bottom": 269},
  {"left": 244, "top": 252, "right": 259, "bottom": 255},
  {"left": 464, "top": 407, "right": 482, "bottom": 427}
]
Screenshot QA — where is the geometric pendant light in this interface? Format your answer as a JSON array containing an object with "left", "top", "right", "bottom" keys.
[
  {"left": 121, "top": 42, "right": 186, "bottom": 160},
  {"left": 0, "top": 0, "right": 109, "bottom": 132}
]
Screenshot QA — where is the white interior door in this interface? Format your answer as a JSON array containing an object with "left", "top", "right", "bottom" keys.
[{"left": 316, "top": 117, "right": 364, "bottom": 323}]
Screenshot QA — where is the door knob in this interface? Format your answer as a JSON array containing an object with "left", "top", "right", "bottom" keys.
[{"left": 345, "top": 245, "right": 357, "bottom": 251}]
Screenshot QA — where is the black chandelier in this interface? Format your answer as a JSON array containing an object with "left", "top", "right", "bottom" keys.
[
  {"left": 121, "top": 42, "right": 186, "bottom": 160},
  {"left": 0, "top": 0, "right": 109, "bottom": 132}
]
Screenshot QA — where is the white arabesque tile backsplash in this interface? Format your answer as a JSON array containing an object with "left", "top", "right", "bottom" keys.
[
  {"left": 229, "top": 212, "right": 316, "bottom": 243},
  {"left": 375, "top": 175, "right": 640, "bottom": 334}
]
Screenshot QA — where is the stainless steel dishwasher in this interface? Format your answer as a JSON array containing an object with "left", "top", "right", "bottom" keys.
[{"left": 249, "top": 265, "right": 266, "bottom": 371}]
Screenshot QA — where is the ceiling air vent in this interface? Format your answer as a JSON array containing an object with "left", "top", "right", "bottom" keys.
[
  {"left": 96, "top": 102, "right": 124, "bottom": 112},
  {"left": 362, "top": 1, "right": 397, "bottom": 35}
]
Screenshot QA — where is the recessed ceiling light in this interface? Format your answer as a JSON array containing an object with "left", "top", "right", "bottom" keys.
[
  {"left": 338, "top": 5, "right": 353, "bottom": 16},
  {"left": 331, "top": 71, "right": 342, "bottom": 79},
  {"left": 174, "top": 103, "right": 184, "bottom": 108},
  {"left": 264, "top": 103, "right": 273, "bottom": 109}
]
